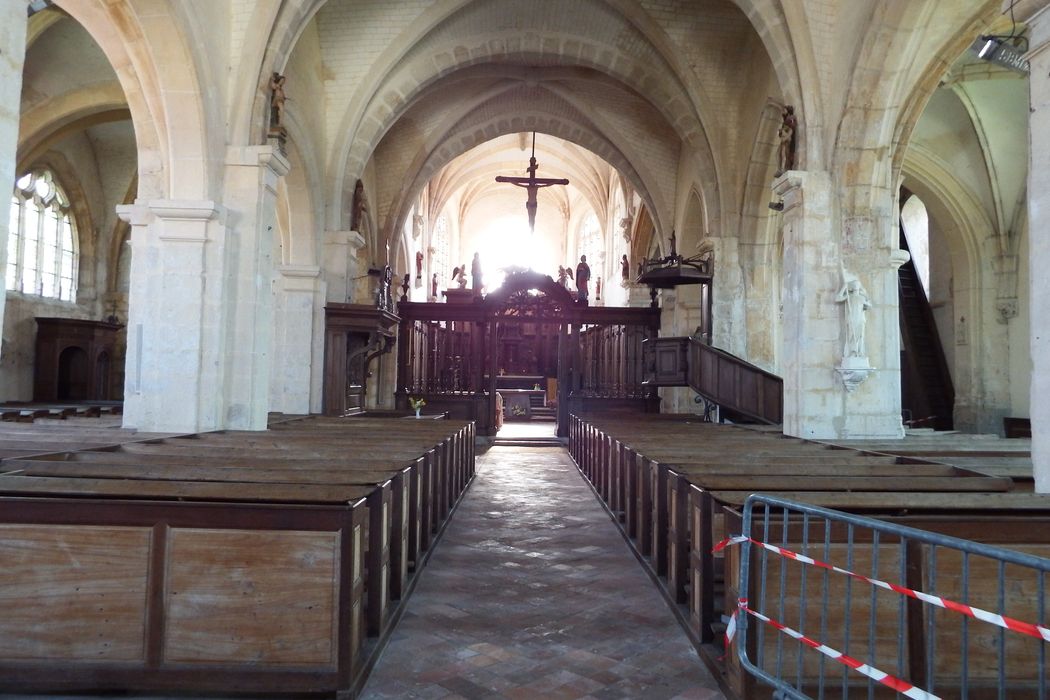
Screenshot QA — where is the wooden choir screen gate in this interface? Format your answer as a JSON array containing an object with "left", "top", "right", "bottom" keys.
[{"left": 395, "top": 270, "right": 661, "bottom": 436}]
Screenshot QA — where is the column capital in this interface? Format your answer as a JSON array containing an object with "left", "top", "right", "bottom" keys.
[
  {"left": 277, "top": 264, "right": 323, "bottom": 293},
  {"left": 277, "top": 264, "right": 321, "bottom": 279},
  {"left": 117, "top": 199, "right": 224, "bottom": 228}
]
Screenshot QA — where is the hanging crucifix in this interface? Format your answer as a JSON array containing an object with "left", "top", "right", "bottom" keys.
[{"left": 495, "top": 132, "right": 569, "bottom": 232}]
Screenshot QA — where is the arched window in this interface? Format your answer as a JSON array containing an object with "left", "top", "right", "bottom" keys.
[
  {"left": 578, "top": 212, "right": 602, "bottom": 262},
  {"left": 7, "top": 171, "right": 78, "bottom": 301},
  {"left": 431, "top": 213, "right": 450, "bottom": 282}
]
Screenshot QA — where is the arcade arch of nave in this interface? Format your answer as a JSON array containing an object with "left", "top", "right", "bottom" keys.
[{"left": 0, "top": 0, "right": 1046, "bottom": 490}]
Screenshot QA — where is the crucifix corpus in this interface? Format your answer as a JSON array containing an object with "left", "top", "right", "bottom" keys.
[{"left": 495, "top": 132, "right": 569, "bottom": 232}]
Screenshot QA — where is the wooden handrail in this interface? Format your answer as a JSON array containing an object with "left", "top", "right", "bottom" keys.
[{"left": 687, "top": 338, "right": 783, "bottom": 424}]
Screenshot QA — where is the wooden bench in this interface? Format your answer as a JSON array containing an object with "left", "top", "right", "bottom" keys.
[
  {"left": 567, "top": 414, "right": 1050, "bottom": 698},
  {"left": 0, "top": 415, "right": 476, "bottom": 698},
  {"left": 0, "top": 476, "right": 371, "bottom": 695}
]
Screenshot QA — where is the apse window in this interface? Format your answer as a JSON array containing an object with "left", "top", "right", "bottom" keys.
[{"left": 7, "top": 171, "right": 78, "bottom": 302}]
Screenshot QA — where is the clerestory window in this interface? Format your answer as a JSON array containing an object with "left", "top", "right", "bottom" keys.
[{"left": 7, "top": 171, "right": 78, "bottom": 302}]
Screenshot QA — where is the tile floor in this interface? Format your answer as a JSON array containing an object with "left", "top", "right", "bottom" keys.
[{"left": 360, "top": 446, "right": 725, "bottom": 700}]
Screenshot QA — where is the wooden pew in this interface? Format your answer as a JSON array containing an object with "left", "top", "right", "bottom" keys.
[
  {"left": 0, "top": 414, "right": 476, "bottom": 698},
  {"left": 0, "top": 477, "right": 371, "bottom": 695},
  {"left": 566, "top": 413, "right": 1050, "bottom": 698}
]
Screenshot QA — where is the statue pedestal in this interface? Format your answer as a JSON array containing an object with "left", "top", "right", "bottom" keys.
[
  {"left": 442, "top": 288, "right": 474, "bottom": 304},
  {"left": 836, "top": 356, "right": 875, "bottom": 393}
]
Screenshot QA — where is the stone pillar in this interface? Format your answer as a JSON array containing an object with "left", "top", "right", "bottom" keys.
[
  {"left": 326, "top": 230, "right": 368, "bottom": 303},
  {"left": 223, "top": 146, "right": 290, "bottom": 428},
  {"left": 347, "top": 231, "right": 369, "bottom": 303},
  {"left": 117, "top": 200, "right": 227, "bottom": 432},
  {"left": 271, "top": 264, "right": 323, "bottom": 414},
  {"left": 775, "top": 171, "right": 904, "bottom": 439},
  {"left": 707, "top": 236, "right": 745, "bottom": 356},
  {"left": 1026, "top": 5, "right": 1050, "bottom": 492},
  {"left": 323, "top": 230, "right": 350, "bottom": 302},
  {"left": 0, "top": 2, "right": 28, "bottom": 369},
  {"left": 118, "top": 147, "right": 288, "bottom": 433}
]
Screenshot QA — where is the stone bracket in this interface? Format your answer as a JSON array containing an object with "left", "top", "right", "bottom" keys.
[{"left": 836, "top": 356, "right": 876, "bottom": 393}]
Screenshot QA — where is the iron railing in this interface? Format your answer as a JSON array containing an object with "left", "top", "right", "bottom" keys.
[{"left": 735, "top": 494, "right": 1049, "bottom": 699}]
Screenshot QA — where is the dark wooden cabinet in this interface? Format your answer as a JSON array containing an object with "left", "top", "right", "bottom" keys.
[
  {"left": 34, "top": 318, "right": 122, "bottom": 401},
  {"left": 323, "top": 304, "right": 399, "bottom": 416}
]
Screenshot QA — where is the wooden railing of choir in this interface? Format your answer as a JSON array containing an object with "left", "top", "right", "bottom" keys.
[
  {"left": 397, "top": 312, "right": 487, "bottom": 397},
  {"left": 395, "top": 290, "right": 662, "bottom": 435},
  {"left": 688, "top": 337, "right": 783, "bottom": 424},
  {"left": 400, "top": 319, "right": 485, "bottom": 395},
  {"left": 577, "top": 324, "right": 650, "bottom": 398}
]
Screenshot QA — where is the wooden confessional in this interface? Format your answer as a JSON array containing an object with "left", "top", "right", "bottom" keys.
[{"left": 33, "top": 317, "right": 122, "bottom": 401}]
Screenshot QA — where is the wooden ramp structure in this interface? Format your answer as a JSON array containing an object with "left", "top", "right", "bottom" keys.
[
  {"left": 0, "top": 414, "right": 474, "bottom": 698},
  {"left": 569, "top": 414, "right": 1049, "bottom": 698}
]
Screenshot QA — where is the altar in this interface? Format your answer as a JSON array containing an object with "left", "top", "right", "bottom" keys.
[{"left": 499, "top": 389, "right": 547, "bottom": 421}]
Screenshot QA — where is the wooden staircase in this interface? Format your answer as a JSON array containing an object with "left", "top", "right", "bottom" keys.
[{"left": 898, "top": 228, "right": 954, "bottom": 430}]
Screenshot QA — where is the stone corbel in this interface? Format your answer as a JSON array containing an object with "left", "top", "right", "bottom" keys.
[
  {"left": 346, "top": 230, "right": 366, "bottom": 254},
  {"left": 772, "top": 171, "right": 806, "bottom": 214},
  {"left": 277, "top": 264, "right": 322, "bottom": 293},
  {"left": 227, "top": 145, "right": 291, "bottom": 178},
  {"left": 996, "top": 298, "right": 1018, "bottom": 324},
  {"left": 889, "top": 248, "right": 911, "bottom": 270},
  {"left": 836, "top": 356, "right": 876, "bottom": 393}
]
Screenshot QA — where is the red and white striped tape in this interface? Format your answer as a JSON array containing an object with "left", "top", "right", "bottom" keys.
[
  {"left": 714, "top": 535, "right": 1050, "bottom": 644},
  {"left": 731, "top": 597, "right": 940, "bottom": 700}
]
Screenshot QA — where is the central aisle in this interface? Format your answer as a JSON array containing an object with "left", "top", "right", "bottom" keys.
[{"left": 361, "top": 446, "right": 725, "bottom": 699}]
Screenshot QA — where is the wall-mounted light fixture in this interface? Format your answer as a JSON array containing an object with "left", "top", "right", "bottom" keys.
[{"left": 972, "top": 35, "right": 1029, "bottom": 74}]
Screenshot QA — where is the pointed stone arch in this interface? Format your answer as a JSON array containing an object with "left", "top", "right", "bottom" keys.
[{"left": 54, "top": 0, "right": 210, "bottom": 200}]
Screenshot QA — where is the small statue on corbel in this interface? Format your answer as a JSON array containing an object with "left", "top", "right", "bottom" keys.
[
  {"left": 834, "top": 267, "right": 875, "bottom": 392},
  {"left": 351, "top": 181, "right": 368, "bottom": 232},
  {"left": 400, "top": 273, "right": 411, "bottom": 303},
  {"left": 268, "top": 72, "right": 288, "bottom": 151},
  {"left": 775, "top": 105, "right": 797, "bottom": 177}
]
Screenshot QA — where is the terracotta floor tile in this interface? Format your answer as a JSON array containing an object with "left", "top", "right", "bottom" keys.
[{"left": 360, "top": 446, "right": 725, "bottom": 700}]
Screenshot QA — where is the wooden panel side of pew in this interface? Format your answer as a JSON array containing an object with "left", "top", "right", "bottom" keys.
[{"left": 0, "top": 497, "right": 367, "bottom": 696}]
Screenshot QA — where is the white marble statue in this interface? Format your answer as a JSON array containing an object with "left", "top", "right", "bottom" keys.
[{"left": 835, "top": 269, "right": 872, "bottom": 359}]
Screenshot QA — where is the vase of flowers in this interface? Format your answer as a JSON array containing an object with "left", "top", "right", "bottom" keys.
[{"left": 409, "top": 397, "right": 426, "bottom": 418}]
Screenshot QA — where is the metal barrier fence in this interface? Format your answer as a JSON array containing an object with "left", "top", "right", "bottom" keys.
[{"left": 731, "top": 494, "right": 1049, "bottom": 699}]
